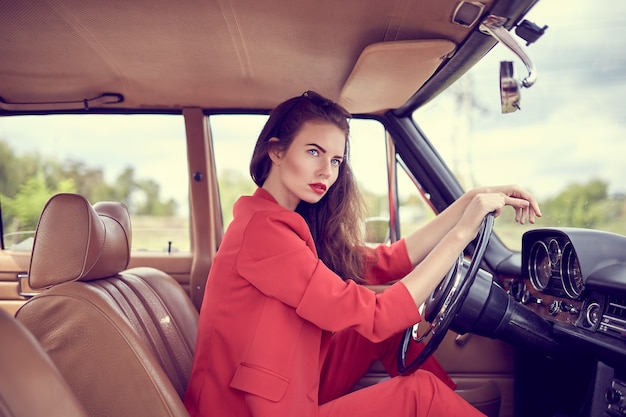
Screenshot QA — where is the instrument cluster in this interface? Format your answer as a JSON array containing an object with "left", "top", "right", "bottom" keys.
[
  {"left": 519, "top": 228, "right": 626, "bottom": 379},
  {"left": 527, "top": 237, "right": 584, "bottom": 299}
]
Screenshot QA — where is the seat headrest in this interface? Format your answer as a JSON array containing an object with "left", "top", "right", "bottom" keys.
[{"left": 29, "top": 193, "right": 132, "bottom": 289}]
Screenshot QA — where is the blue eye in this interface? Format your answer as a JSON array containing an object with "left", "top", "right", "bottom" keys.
[
  {"left": 308, "top": 149, "right": 319, "bottom": 157},
  {"left": 331, "top": 158, "right": 342, "bottom": 167}
]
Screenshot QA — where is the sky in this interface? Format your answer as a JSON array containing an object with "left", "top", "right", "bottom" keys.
[
  {"left": 1, "top": 0, "right": 625, "bottom": 206},
  {"left": 417, "top": 0, "right": 626, "bottom": 199}
]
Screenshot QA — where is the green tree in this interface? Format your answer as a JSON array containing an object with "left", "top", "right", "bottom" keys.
[
  {"left": 0, "top": 139, "right": 178, "bottom": 219},
  {"left": 1, "top": 174, "right": 76, "bottom": 231},
  {"left": 541, "top": 179, "right": 609, "bottom": 228},
  {"left": 43, "top": 159, "right": 117, "bottom": 203},
  {"left": 0, "top": 140, "right": 39, "bottom": 198},
  {"left": 113, "top": 167, "right": 136, "bottom": 203},
  {"left": 135, "top": 178, "right": 177, "bottom": 216}
]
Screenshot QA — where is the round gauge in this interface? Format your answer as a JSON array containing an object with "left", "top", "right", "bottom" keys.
[
  {"left": 528, "top": 241, "right": 551, "bottom": 290},
  {"left": 585, "top": 302, "right": 601, "bottom": 328},
  {"left": 548, "top": 239, "right": 561, "bottom": 265},
  {"left": 561, "top": 242, "right": 584, "bottom": 299}
]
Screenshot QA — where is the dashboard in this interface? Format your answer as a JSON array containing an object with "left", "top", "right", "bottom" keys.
[
  {"left": 506, "top": 228, "right": 626, "bottom": 415},
  {"left": 511, "top": 227, "right": 626, "bottom": 367},
  {"left": 450, "top": 226, "right": 626, "bottom": 414}
]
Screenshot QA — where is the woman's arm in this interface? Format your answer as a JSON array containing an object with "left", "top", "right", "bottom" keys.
[
  {"left": 400, "top": 189, "right": 540, "bottom": 307},
  {"left": 403, "top": 185, "right": 541, "bottom": 266}
]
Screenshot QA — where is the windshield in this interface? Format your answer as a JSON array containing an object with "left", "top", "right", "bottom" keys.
[{"left": 414, "top": 0, "right": 626, "bottom": 250}]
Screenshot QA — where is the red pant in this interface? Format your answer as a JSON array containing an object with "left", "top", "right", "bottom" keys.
[{"left": 319, "top": 330, "right": 485, "bottom": 417}]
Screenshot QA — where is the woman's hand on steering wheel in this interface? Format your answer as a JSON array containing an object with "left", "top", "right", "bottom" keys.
[{"left": 397, "top": 212, "right": 495, "bottom": 376}]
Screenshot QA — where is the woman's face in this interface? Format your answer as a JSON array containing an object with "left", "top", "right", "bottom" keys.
[{"left": 265, "top": 121, "right": 346, "bottom": 210}]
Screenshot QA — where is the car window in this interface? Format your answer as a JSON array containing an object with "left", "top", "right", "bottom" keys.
[
  {"left": 0, "top": 114, "right": 190, "bottom": 252},
  {"left": 210, "top": 115, "right": 265, "bottom": 228},
  {"left": 210, "top": 115, "right": 435, "bottom": 242},
  {"left": 350, "top": 120, "right": 436, "bottom": 243},
  {"left": 413, "top": 1, "right": 626, "bottom": 250}
]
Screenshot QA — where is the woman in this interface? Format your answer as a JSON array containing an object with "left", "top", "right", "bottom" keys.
[{"left": 184, "top": 91, "right": 541, "bottom": 417}]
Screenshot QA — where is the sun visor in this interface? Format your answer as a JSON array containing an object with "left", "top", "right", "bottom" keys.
[{"left": 338, "top": 39, "right": 456, "bottom": 114}]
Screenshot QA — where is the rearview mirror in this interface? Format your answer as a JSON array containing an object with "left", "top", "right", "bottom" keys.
[
  {"left": 480, "top": 15, "right": 539, "bottom": 114},
  {"left": 500, "top": 61, "right": 520, "bottom": 113}
]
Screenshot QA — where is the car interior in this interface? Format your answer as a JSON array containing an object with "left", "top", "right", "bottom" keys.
[
  {"left": 16, "top": 193, "right": 196, "bottom": 416},
  {"left": 1, "top": 0, "right": 625, "bottom": 417}
]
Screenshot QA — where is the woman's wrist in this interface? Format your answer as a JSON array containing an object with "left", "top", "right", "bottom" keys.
[
  {"left": 466, "top": 185, "right": 492, "bottom": 197},
  {"left": 459, "top": 187, "right": 479, "bottom": 206}
]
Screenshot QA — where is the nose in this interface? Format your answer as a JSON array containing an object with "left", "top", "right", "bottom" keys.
[{"left": 317, "top": 159, "right": 333, "bottom": 178}]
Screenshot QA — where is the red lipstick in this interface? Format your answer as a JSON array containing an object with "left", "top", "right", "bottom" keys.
[{"left": 309, "top": 183, "right": 327, "bottom": 195}]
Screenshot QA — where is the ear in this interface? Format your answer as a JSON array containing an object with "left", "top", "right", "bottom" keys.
[{"left": 267, "top": 137, "right": 284, "bottom": 164}]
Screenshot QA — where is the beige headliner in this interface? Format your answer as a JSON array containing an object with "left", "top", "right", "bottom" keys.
[{"left": 0, "top": 0, "right": 493, "bottom": 114}]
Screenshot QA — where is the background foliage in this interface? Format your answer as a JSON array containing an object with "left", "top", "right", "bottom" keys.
[
  {"left": 1, "top": 139, "right": 177, "bottom": 233},
  {"left": 3, "top": 138, "right": 626, "bottom": 251}
]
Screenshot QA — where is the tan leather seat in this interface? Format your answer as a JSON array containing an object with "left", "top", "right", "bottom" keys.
[
  {"left": 0, "top": 308, "right": 89, "bottom": 417},
  {"left": 15, "top": 193, "right": 198, "bottom": 417}
]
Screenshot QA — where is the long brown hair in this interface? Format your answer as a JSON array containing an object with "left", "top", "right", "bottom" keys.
[{"left": 250, "top": 91, "right": 367, "bottom": 283}]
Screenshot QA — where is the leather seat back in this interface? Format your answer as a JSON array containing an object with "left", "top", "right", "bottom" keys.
[
  {"left": 15, "top": 193, "right": 198, "bottom": 417},
  {"left": 0, "top": 308, "right": 88, "bottom": 417}
]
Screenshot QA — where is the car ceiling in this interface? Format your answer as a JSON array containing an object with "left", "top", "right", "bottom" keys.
[{"left": 0, "top": 0, "right": 539, "bottom": 115}]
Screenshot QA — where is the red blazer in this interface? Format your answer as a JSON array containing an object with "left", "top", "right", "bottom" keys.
[{"left": 184, "top": 188, "right": 421, "bottom": 417}]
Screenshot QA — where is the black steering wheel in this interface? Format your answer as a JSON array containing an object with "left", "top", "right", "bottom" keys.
[{"left": 397, "top": 212, "right": 495, "bottom": 375}]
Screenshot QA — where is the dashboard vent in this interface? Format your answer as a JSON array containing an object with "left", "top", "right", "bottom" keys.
[{"left": 599, "top": 296, "right": 626, "bottom": 339}]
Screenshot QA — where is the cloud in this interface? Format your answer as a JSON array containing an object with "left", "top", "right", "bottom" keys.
[{"left": 414, "top": 1, "right": 626, "bottom": 201}]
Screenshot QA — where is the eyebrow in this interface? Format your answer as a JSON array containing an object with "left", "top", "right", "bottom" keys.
[{"left": 306, "top": 143, "right": 344, "bottom": 160}]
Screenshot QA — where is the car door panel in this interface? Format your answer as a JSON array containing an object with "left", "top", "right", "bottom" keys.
[
  {"left": 0, "top": 250, "right": 195, "bottom": 315},
  {"left": 432, "top": 329, "right": 515, "bottom": 417},
  {"left": 0, "top": 250, "right": 31, "bottom": 315}
]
